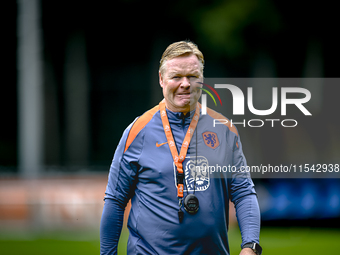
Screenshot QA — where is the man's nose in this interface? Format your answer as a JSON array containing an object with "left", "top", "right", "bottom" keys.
[{"left": 180, "top": 77, "right": 191, "bottom": 87}]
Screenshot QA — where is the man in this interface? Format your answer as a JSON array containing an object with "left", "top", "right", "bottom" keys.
[{"left": 100, "top": 41, "right": 261, "bottom": 255}]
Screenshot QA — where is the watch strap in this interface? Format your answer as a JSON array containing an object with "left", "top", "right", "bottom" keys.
[{"left": 242, "top": 242, "right": 262, "bottom": 255}]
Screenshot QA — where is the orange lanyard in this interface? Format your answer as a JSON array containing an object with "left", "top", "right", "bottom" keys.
[{"left": 159, "top": 100, "right": 200, "bottom": 198}]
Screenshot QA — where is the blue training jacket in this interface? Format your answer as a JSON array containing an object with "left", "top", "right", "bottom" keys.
[{"left": 100, "top": 104, "right": 260, "bottom": 255}]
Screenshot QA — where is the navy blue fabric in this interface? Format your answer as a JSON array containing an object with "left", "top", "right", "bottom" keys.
[
  {"left": 234, "top": 194, "right": 260, "bottom": 248},
  {"left": 100, "top": 198, "right": 124, "bottom": 255},
  {"left": 100, "top": 106, "right": 260, "bottom": 255}
]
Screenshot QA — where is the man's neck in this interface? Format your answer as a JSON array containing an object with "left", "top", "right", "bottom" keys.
[{"left": 164, "top": 102, "right": 197, "bottom": 115}]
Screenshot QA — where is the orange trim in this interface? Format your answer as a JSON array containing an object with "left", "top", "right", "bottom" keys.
[{"left": 124, "top": 105, "right": 160, "bottom": 153}]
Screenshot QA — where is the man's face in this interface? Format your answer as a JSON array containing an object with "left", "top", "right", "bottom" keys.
[{"left": 159, "top": 54, "right": 203, "bottom": 113}]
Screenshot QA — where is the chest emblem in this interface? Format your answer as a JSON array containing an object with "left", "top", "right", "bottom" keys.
[
  {"left": 174, "top": 156, "right": 210, "bottom": 192},
  {"left": 184, "top": 156, "right": 210, "bottom": 191},
  {"left": 202, "top": 131, "right": 219, "bottom": 149}
]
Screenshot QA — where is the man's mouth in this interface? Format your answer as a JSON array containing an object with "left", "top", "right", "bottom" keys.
[{"left": 177, "top": 93, "right": 191, "bottom": 98}]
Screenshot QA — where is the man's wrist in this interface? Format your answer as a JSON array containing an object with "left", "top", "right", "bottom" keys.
[
  {"left": 242, "top": 242, "right": 262, "bottom": 255},
  {"left": 240, "top": 248, "right": 257, "bottom": 255}
]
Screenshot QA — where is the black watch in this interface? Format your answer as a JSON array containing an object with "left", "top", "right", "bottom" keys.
[{"left": 242, "top": 242, "right": 262, "bottom": 255}]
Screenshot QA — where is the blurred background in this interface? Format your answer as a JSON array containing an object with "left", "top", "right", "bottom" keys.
[{"left": 1, "top": 0, "right": 340, "bottom": 254}]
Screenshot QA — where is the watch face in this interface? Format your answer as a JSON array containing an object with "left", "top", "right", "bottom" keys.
[
  {"left": 253, "top": 243, "right": 262, "bottom": 255},
  {"left": 243, "top": 243, "right": 262, "bottom": 255},
  {"left": 183, "top": 194, "right": 199, "bottom": 214}
]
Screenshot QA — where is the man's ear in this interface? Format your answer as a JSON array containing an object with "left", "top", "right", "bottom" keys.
[{"left": 159, "top": 71, "right": 164, "bottom": 88}]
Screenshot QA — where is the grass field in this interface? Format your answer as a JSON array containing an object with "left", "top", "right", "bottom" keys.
[{"left": 1, "top": 227, "right": 339, "bottom": 254}]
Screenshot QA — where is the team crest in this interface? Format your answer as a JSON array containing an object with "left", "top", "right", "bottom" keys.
[
  {"left": 202, "top": 131, "right": 219, "bottom": 149},
  {"left": 174, "top": 156, "right": 210, "bottom": 192}
]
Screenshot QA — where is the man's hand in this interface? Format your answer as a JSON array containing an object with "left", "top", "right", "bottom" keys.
[{"left": 239, "top": 248, "right": 257, "bottom": 255}]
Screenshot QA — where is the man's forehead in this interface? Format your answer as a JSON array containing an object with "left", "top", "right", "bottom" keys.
[{"left": 166, "top": 55, "right": 201, "bottom": 73}]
